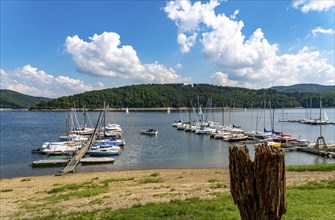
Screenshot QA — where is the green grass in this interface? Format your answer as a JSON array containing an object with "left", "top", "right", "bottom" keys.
[
  {"left": 210, "top": 183, "right": 227, "bottom": 189},
  {"left": 47, "top": 183, "right": 88, "bottom": 194},
  {"left": 283, "top": 180, "right": 335, "bottom": 219},
  {"left": 100, "top": 177, "right": 134, "bottom": 185},
  {"left": 30, "top": 195, "right": 240, "bottom": 220},
  {"left": 138, "top": 178, "right": 163, "bottom": 184},
  {"left": 150, "top": 172, "right": 160, "bottom": 177},
  {"left": 286, "top": 163, "right": 335, "bottom": 172},
  {"left": 52, "top": 183, "right": 62, "bottom": 186},
  {"left": 89, "top": 198, "right": 104, "bottom": 205},
  {"left": 44, "top": 187, "right": 108, "bottom": 203},
  {"left": 288, "top": 179, "right": 335, "bottom": 190},
  {"left": 208, "top": 178, "right": 220, "bottom": 183},
  {"left": 23, "top": 179, "right": 335, "bottom": 220},
  {"left": 43, "top": 180, "right": 109, "bottom": 203},
  {"left": 1, "top": 189, "right": 13, "bottom": 192}
]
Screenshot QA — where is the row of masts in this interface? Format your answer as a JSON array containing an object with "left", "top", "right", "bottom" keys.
[
  {"left": 32, "top": 103, "right": 125, "bottom": 171},
  {"left": 173, "top": 97, "right": 331, "bottom": 151}
]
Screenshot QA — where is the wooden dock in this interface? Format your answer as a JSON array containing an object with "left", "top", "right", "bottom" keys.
[
  {"left": 32, "top": 156, "right": 115, "bottom": 167},
  {"left": 58, "top": 110, "right": 103, "bottom": 175},
  {"left": 297, "top": 147, "right": 335, "bottom": 158},
  {"left": 59, "top": 132, "right": 98, "bottom": 174},
  {"left": 32, "top": 159, "right": 69, "bottom": 167}
]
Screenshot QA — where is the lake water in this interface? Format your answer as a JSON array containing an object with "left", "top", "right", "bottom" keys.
[{"left": 1, "top": 108, "right": 334, "bottom": 179}]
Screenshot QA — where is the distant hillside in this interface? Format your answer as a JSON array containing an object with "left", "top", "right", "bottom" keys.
[
  {"left": 270, "top": 84, "right": 335, "bottom": 93},
  {"left": 0, "top": 89, "right": 52, "bottom": 109},
  {"left": 31, "top": 83, "right": 335, "bottom": 109}
]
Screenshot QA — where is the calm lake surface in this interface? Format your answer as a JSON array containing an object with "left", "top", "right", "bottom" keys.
[{"left": 1, "top": 108, "right": 334, "bottom": 179}]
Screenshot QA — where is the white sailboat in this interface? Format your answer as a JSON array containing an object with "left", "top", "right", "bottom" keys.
[
  {"left": 167, "top": 107, "right": 170, "bottom": 114},
  {"left": 309, "top": 98, "right": 328, "bottom": 150},
  {"left": 71, "top": 107, "right": 94, "bottom": 135},
  {"left": 126, "top": 107, "right": 129, "bottom": 114}
]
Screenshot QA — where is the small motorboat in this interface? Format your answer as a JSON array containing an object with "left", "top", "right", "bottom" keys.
[
  {"left": 87, "top": 147, "right": 120, "bottom": 156},
  {"left": 141, "top": 128, "right": 158, "bottom": 135}
]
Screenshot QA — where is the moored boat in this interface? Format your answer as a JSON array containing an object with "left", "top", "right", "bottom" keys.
[
  {"left": 195, "top": 126, "right": 214, "bottom": 135},
  {"left": 41, "top": 142, "right": 82, "bottom": 155},
  {"left": 141, "top": 128, "right": 159, "bottom": 135},
  {"left": 80, "top": 157, "right": 115, "bottom": 163},
  {"left": 105, "top": 123, "right": 123, "bottom": 133},
  {"left": 273, "top": 133, "right": 297, "bottom": 143},
  {"left": 225, "top": 133, "right": 249, "bottom": 142},
  {"left": 87, "top": 147, "right": 121, "bottom": 156},
  {"left": 59, "top": 134, "right": 88, "bottom": 142}
]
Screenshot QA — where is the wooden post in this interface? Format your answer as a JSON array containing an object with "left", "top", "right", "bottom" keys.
[{"left": 229, "top": 144, "right": 287, "bottom": 220}]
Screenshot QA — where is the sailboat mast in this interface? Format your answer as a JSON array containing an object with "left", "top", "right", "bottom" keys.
[
  {"left": 309, "top": 98, "right": 313, "bottom": 119},
  {"left": 281, "top": 105, "right": 284, "bottom": 132},
  {"left": 263, "top": 100, "right": 266, "bottom": 131},
  {"left": 83, "top": 107, "right": 86, "bottom": 127},
  {"left": 66, "top": 109, "right": 70, "bottom": 141},
  {"left": 319, "top": 97, "right": 322, "bottom": 137},
  {"left": 103, "top": 101, "right": 106, "bottom": 136},
  {"left": 250, "top": 103, "right": 253, "bottom": 131},
  {"left": 222, "top": 104, "right": 224, "bottom": 126}
]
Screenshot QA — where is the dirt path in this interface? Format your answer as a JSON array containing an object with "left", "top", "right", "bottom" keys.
[{"left": 1, "top": 168, "right": 334, "bottom": 219}]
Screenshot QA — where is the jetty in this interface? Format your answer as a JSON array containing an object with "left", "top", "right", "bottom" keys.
[
  {"left": 32, "top": 156, "right": 115, "bottom": 167},
  {"left": 32, "top": 158, "right": 69, "bottom": 167},
  {"left": 58, "top": 109, "right": 104, "bottom": 175},
  {"left": 297, "top": 147, "right": 335, "bottom": 158}
]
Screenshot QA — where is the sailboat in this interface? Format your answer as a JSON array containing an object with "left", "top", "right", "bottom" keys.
[
  {"left": 309, "top": 98, "right": 328, "bottom": 150},
  {"left": 103, "top": 103, "right": 123, "bottom": 134},
  {"left": 71, "top": 107, "right": 95, "bottom": 135},
  {"left": 167, "top": 107, "right": 170, "bottom": 114},
  {"left": 126, "top": 107, "right": 129, "bottom": 114},
  {"left": 309, "top": 109, "right": 329, "bottom": 125},
  {"left": 38, "top": 110, "right": 83, "bottom": 155},
  {"left": 245, "top": 102, "right": 271, "bottom": 140}
]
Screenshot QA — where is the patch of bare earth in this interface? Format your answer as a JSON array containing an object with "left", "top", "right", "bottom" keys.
[{"left": 0, "top": 168, "right": 334, "bottom": 219}]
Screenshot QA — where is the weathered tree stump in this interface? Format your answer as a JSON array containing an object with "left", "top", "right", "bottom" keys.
[{"left": 229, "top": 144, "right": 287, "bottom": 220}]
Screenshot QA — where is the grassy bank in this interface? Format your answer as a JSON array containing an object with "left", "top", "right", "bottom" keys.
[
  {"left": 27, "top": 179, "right": 335, "bottom": 220},
  {"left": 1, "top": 168, "right": 334, "bottom": 220},
  {"left": 286, "top": 163, "right": 335, "bottom": 172}
]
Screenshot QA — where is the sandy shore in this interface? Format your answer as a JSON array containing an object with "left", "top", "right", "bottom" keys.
[{"left": 1, "top": 168, "right": 334, "bottom": 219}]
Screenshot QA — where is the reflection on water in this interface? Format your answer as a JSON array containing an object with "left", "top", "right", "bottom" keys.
[{"left": 0, "top": 109, "right": 334, "bottom": 178}]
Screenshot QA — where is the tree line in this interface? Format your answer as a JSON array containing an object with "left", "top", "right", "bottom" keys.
[{"left": 31, "top": 84, "right": 335, "bottom": 110}]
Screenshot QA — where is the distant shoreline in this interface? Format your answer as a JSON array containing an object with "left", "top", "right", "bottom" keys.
[{"left": 2, "top": 107, "right": 313, "bottom": 112}]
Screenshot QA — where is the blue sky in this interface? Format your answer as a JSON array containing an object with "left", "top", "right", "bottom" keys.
[{"left": 1, "top": 0, "right": 334, "bottom": 98}]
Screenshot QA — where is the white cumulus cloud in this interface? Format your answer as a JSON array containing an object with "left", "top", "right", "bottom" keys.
[
  {"left": 209, "top": 72, "right": 240, "bottom": 87},
  {"left": 165, "top": 0, "right": 335, "bottom": 88},
  {"left": 292, "top": 0, "right": 335, "bottom": 13},
  {"left": 65, "top": 32, "right": 190, "bottom": 83},
  {"left": 164, "top": 0, "right": 220, "bottom": 53},
  {"left": 177, "top": 32, "right": 197, "bottom": 53},
  {"left": 311, "top": 27, "right": 335, "bottom": 36},
  {"left": 0, "top": 65, "right": 102, "bottom": 98}
]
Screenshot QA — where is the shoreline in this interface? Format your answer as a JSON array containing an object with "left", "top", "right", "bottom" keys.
[
  {"left": 0, "top": 167, "right": 230, "bottom": 180},
  {"left": 26, "top": 107, "right": 246, "bottom": 112},
  {"left": 1, "top": 168, "right": 334, "bottom": 219},
  {"left": 2, "top": 106, "right": 313, "bottom": 112}
]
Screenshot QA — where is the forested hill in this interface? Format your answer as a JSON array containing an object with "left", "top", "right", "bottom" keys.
[
  {"left": 0, "top": 89, "right": 52, "bottom": 109},
  {"left": 271, "top": 84, "right": 335, "bottom": 93},
  {"left": 31, "top": 84, "right": 335, "bottom": 110}
]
